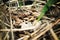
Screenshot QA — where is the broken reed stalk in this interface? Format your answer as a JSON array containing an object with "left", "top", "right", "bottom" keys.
[
  {"left": 46, "top": 21, "right": 59, "bottom": 40},
  {"left": 0, "top": 27, "right": 35, "bottom": 32},
  {"left": 10, "top": 13, "right": 14, "bottom": 40},
  {"left": 3, "top": 27, "right": 9, "bottom": 40},
  {"left": 3, "top": 32, "right": 9, "bottom": 40},
  {"left": 47, "top": 21, "right": 59, "bottom": 40},
  {"left": 9, "top": 0, "right": 14, "bottom": 40},
  {"left": 31, "top": 23, "right": 52, "bottom": 40},
  {"left": 50, "top": 29, "right": 59, "bottom": 40},
  {"left": 31, "top": 21, "right": 50, "bottom": 37},
  {"left": 31, "top": 19, "right": 60, "bottom": 40},
  {"left": 31, "top": 24, "right": 53, "bottom": 40},
  {"left": 31, "top": 23, "right": 46, "bottom": 36}
]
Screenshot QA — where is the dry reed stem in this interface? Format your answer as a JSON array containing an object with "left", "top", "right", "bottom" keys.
[
  {"left": 0, "top": 27, "right": 35, "bottom": 31},
  {"left": 31, "top": 23, "right": 46, "bottom": 36},
  {"left": 31, "top": 19, "right": 60, "bottom": 40},
  {"left": 3, "top": 32, "right": 9, "bottom": 40},
  {"left": 10, "top": 13, "right": 14, "bottom": 40},
  {"left": 0, "top": 19, "right": 60, "bottom": 40},
  {"left": 50, "top": 29, "right": 59, "bottom": 40}
]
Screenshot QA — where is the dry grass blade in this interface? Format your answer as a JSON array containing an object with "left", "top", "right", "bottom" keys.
[
  {"left": 3, "top": 32, "right": 9, "bottom": 40},
  {"left": 10, "top": 13, "right": 14, "bottom": 40},
  {"left": 50, "top": 29, "right": 59, "bottom": 40},
  {"left": 0, "top": 27, "right": 35, "bottom": 31}
]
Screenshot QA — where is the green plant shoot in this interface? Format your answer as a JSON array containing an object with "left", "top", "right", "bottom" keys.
[{"left": 37, "top": 0, "right": 58, "bottom": 21}]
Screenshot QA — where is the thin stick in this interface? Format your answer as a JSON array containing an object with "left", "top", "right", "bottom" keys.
[
  {"left": 0, "top": 27, "right": 35, "bottom": 32},
  {"left": 3, "top": 32, "right": 9, "bottom": 40},
  {"left": 48, "top": 21, "right": 59, "bottom": 40},
  {"left": 31, "top": 23, "right": 46, "bottom": 36},
  {"left": 4, "top": 27, "right": 9, "bottom": 40},
  {"left": 32, "top": 23, "right": 53, "bottom": 40},
  {"left": 10, "top": 13, "right": 14, "bottom": 40},
  {"left": 50, "top": 29, "right": 59, "bottom": 40},
  {"left": 9, "top": 0, "right": 14, "bottom": 40}
]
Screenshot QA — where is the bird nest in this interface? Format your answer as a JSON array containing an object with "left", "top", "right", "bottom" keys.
[{"left": 0, "top": 1, "right": 60, "bottom": 40}]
